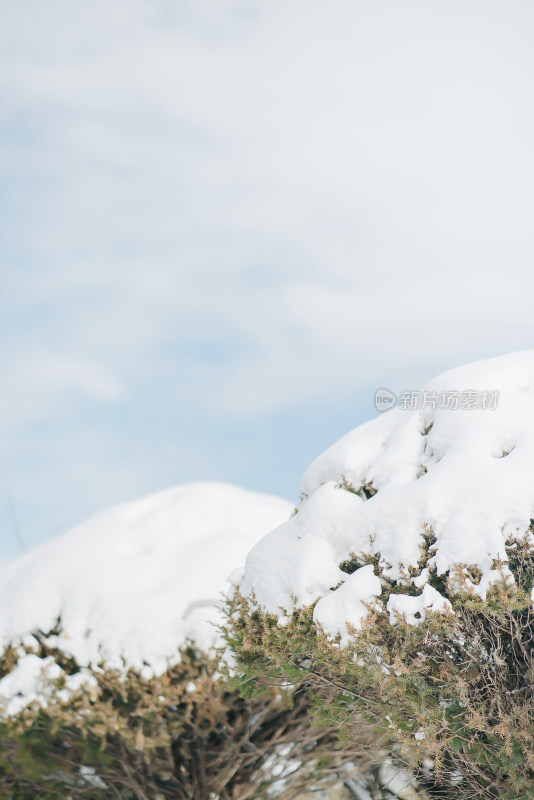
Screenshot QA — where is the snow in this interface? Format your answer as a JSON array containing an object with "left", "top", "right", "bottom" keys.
[
  {"left": 0, "top": 653, "right": 97, "bottom": 716},
  {"left": 240, "top": 351, "right": 534, "bottom": 636},
  {"left": 0, "top": 654, "right": 62, "bottom": 716},
  {"left": 378, "top": 759, "right": 419, "bottom": 799},
  {"left": 0, "top": 481, "right": 292, "bottom": 714},
  {"left": 79, "top": 766, "right": 108, "bottom": 790},
  {"left": 386, "top": 585, "right": 453, "bottom": 627},
  {"left": 313, "top": 565, "right": 381, "bottom": 644}
]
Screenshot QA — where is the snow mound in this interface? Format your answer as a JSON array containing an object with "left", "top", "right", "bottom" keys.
[
  {"left": 240, "top": 351, "right": 534, "bottom": 636},
  {"left": 0, "top": 482, "right": 293, "bottom": 673}
]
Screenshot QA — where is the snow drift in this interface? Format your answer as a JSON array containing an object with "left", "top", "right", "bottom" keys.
[
  {"left": 0, "top": 482, "right": 292, "bottom": 673},
  {"left": 240, "top": 351, "right": 534, "bottom": 639}
]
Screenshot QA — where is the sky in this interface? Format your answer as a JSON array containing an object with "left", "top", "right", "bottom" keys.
[{"left": 1, "top": 0, "right": 533, "bottom": 560}]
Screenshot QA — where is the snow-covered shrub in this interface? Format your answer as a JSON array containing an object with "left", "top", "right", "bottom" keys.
[
  {"left": 229, "top": 533, "right": 534, "bottom": 799},
  {"left": 0, "top": 482, "right": 351, "bottom": 798},
  {"left": 230, "top": 352, "right": 534, "bottom": 799},
  {"left": 0, "top": 636, "right": 348, "bottom": 800}
]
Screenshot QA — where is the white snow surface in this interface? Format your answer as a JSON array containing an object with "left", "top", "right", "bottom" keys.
[
  {"left": 386, "top": 585, "right": 453, "bottom": 627},
  {"left": 313, "top": 565, "right": 381, "bottom": 644},
  {"left": 240, "top": 351, "right": 534, "bottom": 634},
  {"left": 0, "top": 482, "right": 293, "bottom": 673},
  {"left": 0, "top": 654, "right": 97, "bottom": 717}
]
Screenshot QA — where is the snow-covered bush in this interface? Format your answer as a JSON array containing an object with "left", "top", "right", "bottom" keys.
[
  {"left": 229, "top": 352, "right": 534, "bottom": 799},
  {"left": 0, "top": 483, "right": 351, "bottom": 798},
  {"left": 0, "top": 638, "right": 348, "bottom": 800}
]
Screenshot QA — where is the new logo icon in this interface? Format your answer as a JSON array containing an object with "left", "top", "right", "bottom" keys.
[{"left": 375, "top": 388, "right": 396, "bottom": 412}]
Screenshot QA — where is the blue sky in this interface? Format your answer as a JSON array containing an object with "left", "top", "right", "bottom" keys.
[{"left": 1, "top": 0, "right": 533, "bottom": 560}]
